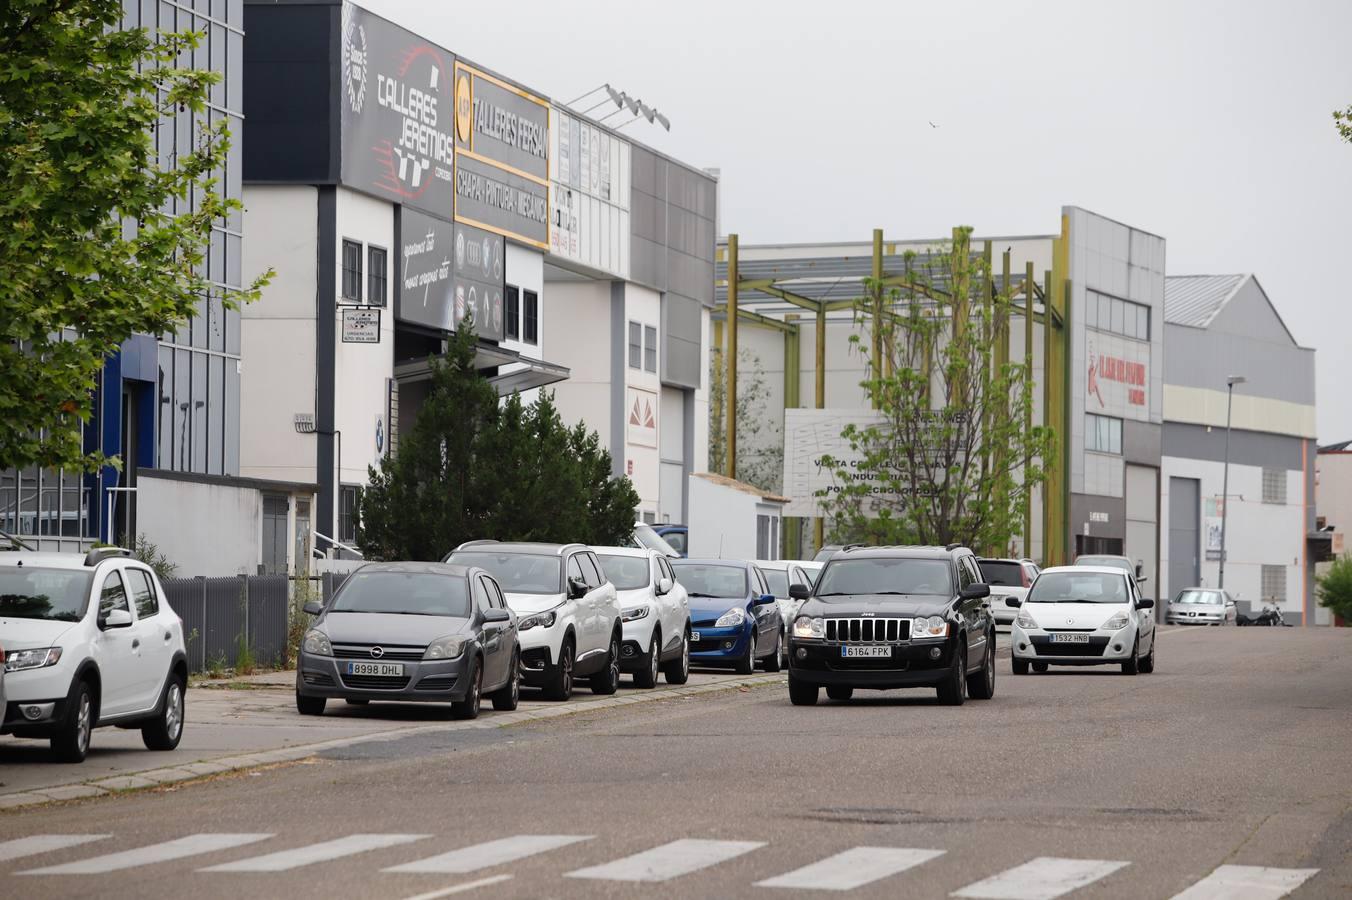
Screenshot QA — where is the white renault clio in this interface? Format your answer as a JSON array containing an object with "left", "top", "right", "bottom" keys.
[{"left": 1009, "top": 565, "right": 1156, "bottom": 675}]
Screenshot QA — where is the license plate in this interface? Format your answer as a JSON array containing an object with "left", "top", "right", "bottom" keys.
[
  {"left": 345, "top": 661, "right": 404, "bottom": 676},
  {"left": 1049, "top": 633, "right": 1091, "bottom": 644},
  {"left": 690, "top": 631, "right": 701, "bottom": 642},
  {"left": 841, "top": 645, "right": 891, "bottom": 658}
]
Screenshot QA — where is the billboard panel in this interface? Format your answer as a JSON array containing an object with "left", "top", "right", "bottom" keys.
[
  {"left": 1085, "top": 330, "right": 1151, "bottom": 422},
  {"left": 398, "top": 208, "right": 505, "bottom": 341},
  {"left": 454, "top": 153, "right": 549, "bottom": 249}
]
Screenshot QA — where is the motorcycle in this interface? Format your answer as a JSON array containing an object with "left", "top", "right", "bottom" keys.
[{"left": 1236, "top": 605, "right": 1291, "bottom": 626}]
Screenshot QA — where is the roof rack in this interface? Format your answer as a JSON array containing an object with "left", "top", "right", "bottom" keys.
[
  {"left": 84, "top": 546, "right": 132, "bottom": 567},
  {"left": 945, "top": 542, "right": 965, "bottom": 552}
]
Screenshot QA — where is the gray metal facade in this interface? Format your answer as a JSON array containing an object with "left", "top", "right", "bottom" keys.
[{"left": 1163, "top": 423, "right": 1309, "bottom": 470}]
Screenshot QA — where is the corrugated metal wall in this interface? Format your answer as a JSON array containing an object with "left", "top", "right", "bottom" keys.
[{"left": 162, "top": 575, "right": 294, "bottom": 672}]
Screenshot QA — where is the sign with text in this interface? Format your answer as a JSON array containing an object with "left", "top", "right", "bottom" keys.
[
  {"left": 341, "top": 308, "right": 381, "bottom": 343},
  {"left": 398, "top": 207, "right": 454, "bottom": 331},
  {"left": 452, "top": 222, "right": 504, "bottom": 341},
  {"left": 340, "top": 3, "right": 456, "bottom": 217},
  {"left": 455, "top": 153, "right": 549, "bottom": 249},
  {"left": 1085, "top": 330, "right": 1151, "bottom": 422}
]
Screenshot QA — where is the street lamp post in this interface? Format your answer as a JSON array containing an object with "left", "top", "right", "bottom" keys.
[{"left": 1218, "top": 375, "right": 1246, "bottom": 590}]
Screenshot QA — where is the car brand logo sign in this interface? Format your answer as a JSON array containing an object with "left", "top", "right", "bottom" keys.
[
  {"left": 370, "top": 646, "right": 385, "bottom": 659},
  {"left": 1066, "top": 618, "right": 1075, "bottom": 625},
  {"left": 341, "top": 5, "right": 368, "bottom": 114}
]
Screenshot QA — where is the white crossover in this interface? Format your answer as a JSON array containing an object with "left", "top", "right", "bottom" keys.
[
  {"left": 1009, "top": 565, "right": 1156, "bottom": 675},
  {"left": 593, "top": 546, "right": 691, "bottom": 687}
]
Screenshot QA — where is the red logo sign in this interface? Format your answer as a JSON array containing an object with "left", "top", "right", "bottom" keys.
[{"left": 1088, "top": 344, "right": 1146, "bottom": 408}]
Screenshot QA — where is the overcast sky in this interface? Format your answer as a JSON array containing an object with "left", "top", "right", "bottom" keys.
[{"left": 367, "top": 0, "right": 1352, "bottom": 441}]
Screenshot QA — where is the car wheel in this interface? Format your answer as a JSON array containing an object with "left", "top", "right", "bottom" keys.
[
  {"left": 491, "top": 649, "right": 521, "bottom": 711},
  {"left": 968, "top": 632, "right": 996, "bottom": 700},
  {"left": 936, "top": 644, "right": 967, "bottom": 706},
  {"left": 1012, "top": 657, "right": 1030, "bottom": 675},
  {"left": 344, "top": 698, "right": 369, "bottom": 706},
  {"left": 826, "top": 685, "right": 853, "bottom": 701},
  {"left": 142, "top": 674, "right": 186, "bottom": 751},
  {"left": 590, "top": 633, "right": 621, "bottom": 695},
  {"left": 451, "top": 659, "right": 483, "bottom": 719},
  {"left": 734, "top": 632, "right": 756, "bottom": 675},
  {"left": 762, "top": 631, "right": 782, "bottom": 673},
  {"left": 634, "top": 631, "right": 660, "bottom": 689},
  {"left": 663, "top": 627, "right": 690, "bottom": 685},
  {"left": 543, "top": 637, "right": 575, "bottom": 701},
  {"left": 1032, "top": 662, "right": 1049, "bottom": 674},
  {"left": 788, "top": 674, "right": 819, "bottom": 706},
  {"left": 296, "top": 691, "right": 326, "bottom": 716},
  {"left": 1121, "top": 636, "right": 1141, "bottom": 675},
  {"left": 1140, "top": 636, "right": 1156, "bottom": 674},
  {"left": 51, "top": 680, "right": 94, "bottom": 763}
]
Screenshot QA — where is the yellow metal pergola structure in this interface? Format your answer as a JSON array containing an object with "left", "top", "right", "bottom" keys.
[{"left": 714, "top": 219, "right": 1075, "bottom": 565}]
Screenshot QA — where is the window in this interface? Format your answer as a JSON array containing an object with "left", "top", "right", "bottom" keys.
[
  {"left": 505, "top": 285, "right": 520, "bottom": 340},
  {"left": 1261, "top": 565, "right": 1287, "bottom": 603},
  {"left": 644, "top": 325, "right": 657, "bottom": 373},
  {"left": 957, "top": 558, "right": 973, "bottom": 589},
  {"left": 473, "top": 576, "right": 492, "bottom": 612},
  {"left": 485, "top": 577, "right": 505, "bottom": 609},
  {"left": 1086, "top": 413, "right": 1123, "bottom": 454},
  {"left": 1262, "top": 468, "right": 1287, "bottom": 505},
  {"left": 581, "top": 552, "right": 604, "bottom": 588},
  {"left": 1086, "top": 289, "right": 1150, "bottom": 342},
  {"left": 341, "top": 239, "right": 362, "bottom": 303},
  {"left": 125, "top": 569, "right": 159, "bottom": 619},
  {"left": 99, "top": 571, "right": 130, "bottom": 619},
  {"left": 338, "top": 486, "right": 360, "bottom": 545},
  {"left": 522, "top": 290, "right": 538, "bottom": 344},
  {"left": 628, "top": 321, "right": 642, "bottom": 369},
  {"left": 566, "top": 554, "right": 586, "bottom": 588},
  {"left": 367, "top": 246, "right": 387, "bottom": 307}
]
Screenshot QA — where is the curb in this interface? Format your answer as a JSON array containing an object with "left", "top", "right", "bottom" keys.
[{"left": 0, "top": 673, "right": 784, "bottom": 813}]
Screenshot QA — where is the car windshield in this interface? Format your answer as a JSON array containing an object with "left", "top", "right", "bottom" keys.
[
  {"left": 1176, "top": 590, "right": 1224, "bottom": 605},
  {"left": 597, "top": 554, "right": 651, "bottom": 590},
  {"left": 448, "top": 552, "right": 561, "bottom": 594},
  {"left": 1075, "top": 556, "right": 1130, "bottom": 571},
  {"left": 1029, "top": 571, "right": 1129, "bottom": 603},
  {"left": 671, "top": 563, "right": 748, "bottom": 598},
  {"left": 978, "top": 560, "right": 1025, "bottom": 587},
  {"left": 763, "top": 569, "right": 790, "bottom": 597},
  {"left": 0, "top": 567, "right": 92, "bottom": 621},
  {"left": 331, "top": 571, "right": 470, "bottom": 616},
  {"left": 814, "top": 558, "right": 953, "bottom": 597}
]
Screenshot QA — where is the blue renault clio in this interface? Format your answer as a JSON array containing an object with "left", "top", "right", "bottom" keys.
[{"left": 669, "top": 559, "right": 781, "bottom": 674}]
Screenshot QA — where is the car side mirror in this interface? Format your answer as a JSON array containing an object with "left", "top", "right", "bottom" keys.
[
  {"left": 303, "top": 600, "right": 324, "bottom": 616},
  {"left": 100, "top": 608, "right": 133, "bottom": 629},
  {"left": 657, "top": 577, "right": 673, "bottom": 595},
  {"left": 755, "top": 593, "right": 777, "bottom": 606},
  {"left": 1136, "top": 598, "right": 1155, "bottom": 610},
  {"left": 788, "top": 583, "right": 811, "bottom": 601},
  {"left": 1004, "top": 597, "right": 1023, "bottom": 608},
  {"left": 482, "top": 607, "right": 511, "bottom": 623},
  {"left": 961, "top": 583, "right": 990, "bottom": 600},
  {"left": 567, "top": 577, "right": 588, "bottom": 600}
]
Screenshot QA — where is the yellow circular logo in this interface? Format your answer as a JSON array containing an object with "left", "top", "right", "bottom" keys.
[{"left": 455, "top": 73, "right": 472, "bottom": 143}]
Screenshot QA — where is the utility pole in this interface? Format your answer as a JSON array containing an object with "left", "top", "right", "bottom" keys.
[
  {"left": 1218, "top": 375, "right": 1246, "bottom": 589},
  {"left": 726, "top": 234, "right": 738, "bottom": 479}
]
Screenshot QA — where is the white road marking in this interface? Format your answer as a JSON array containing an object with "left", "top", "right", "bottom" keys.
[
  {"left": 0, "top": 835, "right": 109, "bottom": 863},
  {"left": 384, "top": 834, "right": 592, "bottom": 874},
  {"left": 565, "top": 838, "right": 766, "bottom": 883},
  {"left": 200, "top": 833, "right": 430, "bottom": 872},
  {"left": 952, "top": 857, "right": 1130, "bottom": 899},
  {"left": 757, "top": 846, "right": 946, "bottom": 891},
  {"left": 1169, "top": 865, "right": 1320, "bottom": 900},
  {"left": 19, "top": 833, "right": 272, "bottom": 875},
  {"left": 401, "top": 874, "right": 514, "bottom": 900}
]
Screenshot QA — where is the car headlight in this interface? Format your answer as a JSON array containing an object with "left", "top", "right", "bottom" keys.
[
  {"left": 519, "top": 610, "right": 558, "bottom": 631},
  {"left": 793, "top": 615, "right": 824, "bottom": 639},
  {"left": 621, "top": 605, "right": 650, "bottom": 622},
  {"left": 1014, "top": 609, "right": 1040, "bottom": 630},
  {"left": 911, "top": 615, "right": 949, "bottom": 639},
  {"left": 1101, "top": 612, "right": 1130, "bottom": 631},
  {"left": 715, "top": 607, "right": 746, "bottom": 628},
  {"left": 302, "top": 630, "right": 332, "bottom": 656},
  {"left": 424, "top": 635, "right": 468, "bottom": 660},
  {"left": 4, "top": 647, "right": 62, "bottom": 672}
]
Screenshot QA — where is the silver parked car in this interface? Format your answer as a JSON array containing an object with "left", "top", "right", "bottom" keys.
[{"left": 1167, "top": 588, "right": 1238, "bottom": 625}]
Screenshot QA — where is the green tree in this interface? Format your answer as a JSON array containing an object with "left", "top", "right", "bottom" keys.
[
  {"left": 1315, "top": 555, "right": 1352, "bottom": 624},
  {"left": 0, "top": 0, "right": 270, "bottom": 472},
  {"left": 818, "top": 227, "right": 1056, "bottom": 552},
  {"left": 356, "top": 326, "right": 639, "bottom": 560},
  {"left": 709, "top": 347, "right": 784, "bottom": 493},
  {"left": 1334, "top": 105, "right": 1352, "bottom": 143}
]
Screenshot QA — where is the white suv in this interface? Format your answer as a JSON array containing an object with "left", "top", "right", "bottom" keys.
[
  {"left": 0, "top": 548, "right": 188, "bottom": 762},
  {"left": 593, "top": 546, "right": 691, "bottom": 688},
  {"left": 446, "top": 542, "right": 621, "bottom": 701}
]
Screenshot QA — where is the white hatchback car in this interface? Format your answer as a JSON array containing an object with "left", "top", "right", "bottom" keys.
[
  {"left": 978, "top": 558, "right": 1040, "bottom": 625},
  {"left": 1009, "top": 565, "right": 1156, "bottom": 675},
  {"left": 593, "top": 547, "right": 692, "bottom": 687},
  {"left": 0, "top": 548, "right": 188, "bottom": 761}
]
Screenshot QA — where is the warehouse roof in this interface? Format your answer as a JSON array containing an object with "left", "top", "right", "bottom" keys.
[{"left": 1163, "top": 274, "right": 1248, "bottom": 327}]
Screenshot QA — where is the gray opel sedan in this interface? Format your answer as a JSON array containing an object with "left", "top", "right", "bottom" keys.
[{"left": 295, "top": 562, "right": 519, "bottom": 720}]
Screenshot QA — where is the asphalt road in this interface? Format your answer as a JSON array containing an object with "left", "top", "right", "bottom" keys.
[{"left": 2, "top": 627, "right": 1349, "bottom": 899}]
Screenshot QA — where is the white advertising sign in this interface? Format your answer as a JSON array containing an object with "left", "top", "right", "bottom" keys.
[
  {"left": 341, "top": 308, "right": 381, "bottom": 343},
  {"left": 626, "top": 387, "right": 658, "bottom": 448},
  {"left": 549, "top": 106, "right": 629, "bottom": 278},
  {"left": 782, "top": 408, "right": 890, "bottom": 517},
  {"left": 1085, "top": 330, "right": 1150, "bottom": 422}
]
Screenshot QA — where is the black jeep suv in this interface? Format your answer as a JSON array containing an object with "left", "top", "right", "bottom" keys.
[{"left": 786, "top": 545, "right": 996, "bottom": 705}]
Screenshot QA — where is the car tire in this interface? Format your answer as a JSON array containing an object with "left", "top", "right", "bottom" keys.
[
  {"left": 1140, "top": 636, "right": 1156, "bottom": 674},
  {"left": 936, "top": 644, "right": 967, "bottom": 706},
  {"left": 826, "top": 685, "right": 853, "bottom": 701},
  {"left": 543, "top": 636, "right": 575, "bottom": 701},
  {"left": 1032, "top": 662, "right": 1049, "bottom": 674},
  {"left": 734, "top": 632, "right": 756, "bottom": 676},
  {"left": 1012, "top": 657, "right": 1030, "bottom": 675},
  {"left": 344, "top": 698, "right": 369, "bottom": 706},
  {"left": 296, "top": 691, "right": 326, "bottom": 716},
  {"left": 1121, "top": 636, "right": 1141, "bottom": 675},
  {"left": 590, "top": 633, "right": 621, "bottom": 695},
  {"left": 633, "top": 632, "right": 660, "bottom": 689},
  {"left": 451, "top": 658, "right": 483, "bottom": 720},
  {"left": 491, "top": 649, "right": 521, "bottom": 711},
  {"left": 967, "top": 632, "right": 996, "bottom": 700},
  {"left": 663, "top": 628, "right": 691, "bottom": 685},
  {"left": 51, "top": 679, "right": 94, "bottom": 763},
  {"left": 141, "top": 674, "right": 186, "bottom": 751},
  {"left": 762, "top": 631, "right": 782, "bottom": 673},
  {"left": 789, "top": 674, "right": 819, "bottom": 706}
]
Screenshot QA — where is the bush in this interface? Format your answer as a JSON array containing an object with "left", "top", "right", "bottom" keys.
[{"left": 1316, "top": 555, "right": 1352, "bottom": 624}]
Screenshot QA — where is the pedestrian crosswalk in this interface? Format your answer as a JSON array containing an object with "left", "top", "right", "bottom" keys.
[{"left": 0, "top": 831, "right": 1321, "bottom": 898}]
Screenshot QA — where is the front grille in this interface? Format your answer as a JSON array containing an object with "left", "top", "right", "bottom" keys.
[
  {"left": 302, "top": 671, "right": 334, "bottom": 686},
  {"left": 333, "top": 644, "right": 425, "bottom": 661},
  {"left": 691, "top": 639, "right": 724, "bottom": 652},
  {"left": 828, "top": 655, "right": 907, "bottom": 671},
  {"left": 824, "top": 617, "right": 910, "bottom": 643},
  {"left": 415, "top": 675, "right": 456, "bottom": 691},
  {"left": 341, "top": 674, "right": 412, "bottom": 690}
]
